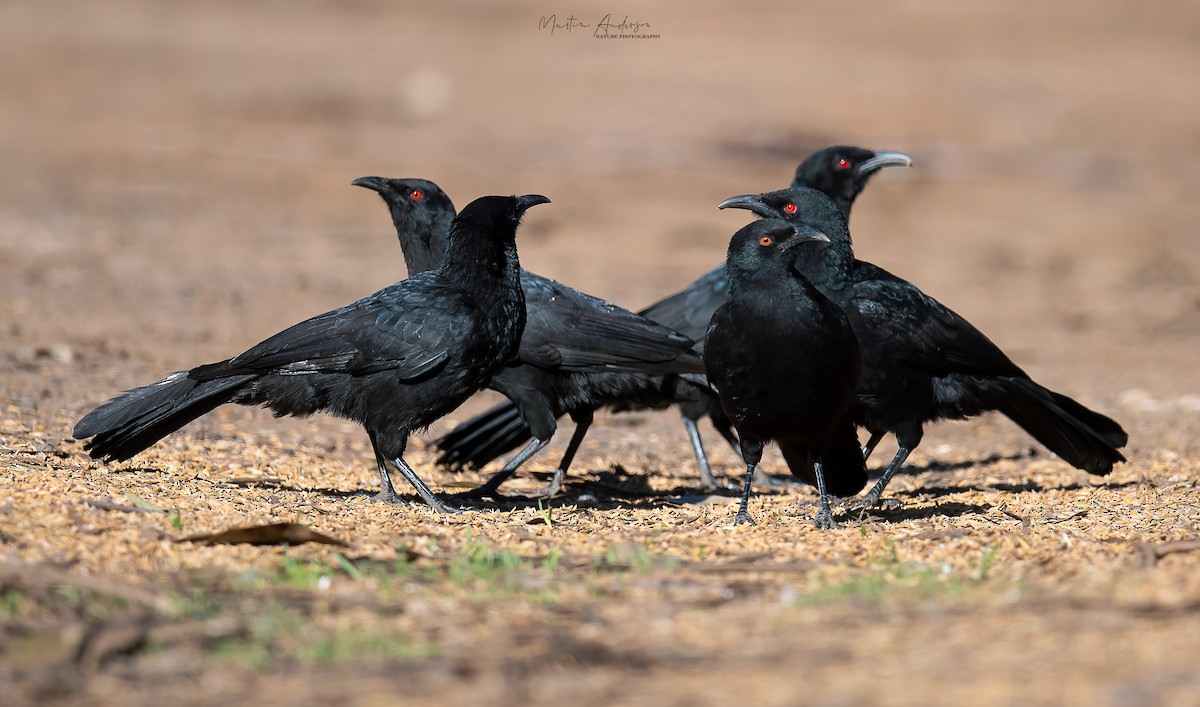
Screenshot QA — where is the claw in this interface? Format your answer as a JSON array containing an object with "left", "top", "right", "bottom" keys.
[
  {"left": 532, "top": 470, "right": 565, "bottom": 499},
  {"left": 371, "top": 489, "right": 410, "bottom": 505},
  {"left": 813, "top": 507, "right": 838, "bottom": 529},
  {"left": 734, "top": 510, "right": 757, "bottom": 526},
  {"left": 430, "top": 501, "right": 465, "bottom": 515}
]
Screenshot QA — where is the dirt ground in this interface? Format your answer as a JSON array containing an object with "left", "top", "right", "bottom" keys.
[{"left": 3, "top": 1, "right": 1200, "bottom": 704}]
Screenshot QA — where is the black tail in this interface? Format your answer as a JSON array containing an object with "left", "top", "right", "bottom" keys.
[
  {"left": 997, "top": 379, "right": 1127, "bottom": 475},
  {"left": 73, "top": 364, "right": 254, "bottom": 462},
  {"left": 434, "top": 402, "right": 536, "bottom": 470}
]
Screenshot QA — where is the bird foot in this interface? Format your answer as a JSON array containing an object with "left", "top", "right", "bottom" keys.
[
  {"left": 696, "top": 469, "right": 738, "bottom": 493},
  {"left": 531, "top": 473, "right": 564, "bottom": 500},
  {"left": 424, "top": 497, "right": 466, "bottom": 515},
  {"left": 371, "top": 489, "right": 412, "bottom": 505},
  {"left": 813, "top": 506, "right": 838, "bottom": 530},
  {"left": 734, "top": 510, "right": 757, "bottom": 526},
  {"left": 847, "top": 491, "right": 901, "bottom": 512},
  {"left": 698, "top": 478, "right": 740, "bottom": 494},
  {"left": 374, "top": 489, "right": 464, "bottom": 515}
]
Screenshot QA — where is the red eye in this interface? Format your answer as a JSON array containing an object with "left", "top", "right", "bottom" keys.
[
  {"left": 758, "top": 236, "right": 773, "bottom": 247},
  {"left": 783, "top": 203, "right": 797, "bottom": 214},
  {"left": 410, "top": 189, "right": 423, "bottom": 201},
  {"left": 507, "top": 209, "right": 517, "bottom": 220},
  {"left": 836, "top": 158, "right": 850, "bottom": 170}
]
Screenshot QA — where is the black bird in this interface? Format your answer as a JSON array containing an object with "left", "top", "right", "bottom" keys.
[
  {"left": 72, "top": 194, "right": 550, "bottom": 513},
  {"left": 704, "top": 218, "right": 864, "bottom": 528},
  {"left": 354, "top": 177, "right": 705, "bottom": 498},
  {"left": 427, "top": 146, "right": 912, "bottom": 490},
  {"left": 718, "top": 186, "right": 1128, "bottom": 507},
  {"left": 643, "top": 146, "right": 912, "bottom": 343}
]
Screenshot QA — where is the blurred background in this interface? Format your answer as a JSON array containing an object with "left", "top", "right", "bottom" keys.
[{"left": 2, "top": 0, "right": 1198, "bottom": 455}]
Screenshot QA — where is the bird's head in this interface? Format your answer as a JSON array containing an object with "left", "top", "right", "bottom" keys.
[
  {"left": 452, "top": 193, "right": 551, "bottom": 242},
  {"left": 352, "top": 176, "right": 456, "bottom": 229},
  {"left": 719, "top": 186, "right": 846, "bottom": 231},
  {"left": 792, "top": 146, "right": 912, "bottom": 215},
  {"left": 725, "top": 218, "right": 831, "bottom": 279}
]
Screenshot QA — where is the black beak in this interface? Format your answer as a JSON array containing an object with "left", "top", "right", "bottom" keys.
[
  {"left": 717, "top": 194, "right": 776, "bottom": 218},
  {"left": 777, "top": 225, "right": 831, "bottom": 251},
  {"left": 352, "top": 176, "right": 390, "bottom": 193},
  {"left": 516, "top": 194, "right": 551, "bottom": 211},
  {"left": 857, "top": 151, "right": 913, "bottom": 174}
]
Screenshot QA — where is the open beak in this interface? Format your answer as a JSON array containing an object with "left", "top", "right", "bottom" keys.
[
  {"left": 717, "top": 194, "right": 776, "bottom": 218},
  {"left": 857, "top": 151, "right": 913, "bottom": 174}
]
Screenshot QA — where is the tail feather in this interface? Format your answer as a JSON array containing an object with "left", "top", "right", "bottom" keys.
[
  {"left": 74, "top": 371, "right": 192, "bottom": 439},
  {"left": 434, "top": 402, "right": 535, "bottom": 470},
  {"left": 998, "top": 379, "right": 1126, "bottom": 475},
  {"left": 1045, "top": 389, "right": 1128, "bottom": 449},
  {"left": 74, "top": 365, "right": 253, "bottom": 462}
]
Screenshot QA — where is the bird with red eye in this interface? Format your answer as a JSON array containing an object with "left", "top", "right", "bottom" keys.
[
  {"left": 351, "top": 177, "right": 458, "bottom": 275},
  {"left": 420, "top": 145, "right": 914, "bottom": 500},
  {"left": 704, "top": 216, "right": 855, "bottom": 529},
  {"left": 758, "top": 235, "right": 774, "bottom": 247},
  {"left": 356, "top": 174, "right": 709, "bottom": 504},
  {"left": 791, "top": 146, "right": 912, "bottom": 217},
  {"left": 783, "top": 203, "right": 797, "bottom": 215},
  {"left": 719, "top": 185, "right": 1128, "bottom": 513}
]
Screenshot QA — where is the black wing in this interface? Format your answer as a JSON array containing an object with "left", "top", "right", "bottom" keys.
[
  {"left": 516, "top": 274, "right": 700, "bottom": 373},
  {"left": 193, "top": 276, "right": 462, "bottom": 381},
  {"left": 638, "top": 265, "right": 727, "bottom": 343},
  {"left": 846, "top": 262, "right": 1027, "bottom": 378}
]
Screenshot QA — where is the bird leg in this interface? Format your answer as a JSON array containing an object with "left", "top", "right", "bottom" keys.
[
  {"left": 390, "top": 455, "right": 461, "bottom": 514},
  {"left": 682, "top": 414, "right": 723, "bottom": 490},
  {"left": 533, "top": 409, "right": 592, "bottom": 499},
  {"left": 811, "top": 456, "right": 837, "bottom": 529},
  {"left": 733, "top": 442, "right": 766, "bottom": 525},
  {"left": 716, "top": 417, "right": 800, "bottom": 490},
  {"left": 851, "top": 446, "right": 911, "bottom": 511},
  {"left": 367, "top": 431, "right": 407, "bottom": 504},
  {"left": 455, "top": 437, "right": 550, "bottom": 500},
  {"left": 862, "top": 430, "right": 885, "bottom": 462},
  {"left": 734, "top": 461, "right": 759, "bottom": 526}
]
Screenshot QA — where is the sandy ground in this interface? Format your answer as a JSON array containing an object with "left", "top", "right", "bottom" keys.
[{"left": 2, "top": 1, "right": 1200, "bottom": 704}]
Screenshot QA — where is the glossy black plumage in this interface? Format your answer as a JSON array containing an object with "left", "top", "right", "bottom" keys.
[
  {"left": 426, "top": 147, "right": 912, "bottom": 490},
  {"left": 73, "top": 193, "right": 549, "bottom": 512},
  {"left": 355, "top": 177, "right": 704, "bottom": 498},
  {"left": 704, "top": 218, "right": 864, "bottom": 528},
  {"left": 718, "top": 186, "right": 1128, "bottom": 507},
  {"left": 638, "top": 146, "right": 912, "bottom": 483}
]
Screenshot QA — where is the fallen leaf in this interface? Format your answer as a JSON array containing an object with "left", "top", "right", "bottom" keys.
[{"left": 179, "top": 522, "right": 351, "bottom": 548}]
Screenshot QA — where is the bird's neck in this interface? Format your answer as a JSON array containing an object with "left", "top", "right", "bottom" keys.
[
  {"left": 791, "top": 238, "right": 855, "bottom": 297},
  {"left": 440, "top": 235, "right": 524, "bottom": 304},
  {"left": 831, "top": 192, "right": 855, "bottom": 221},
  {"left": 395, "top": 211, "right": 453, "bottom": 275},
  {"left": 727, "top": 267, "right": 819, "bottom": 315},
  {"left": 400, "top": 242, "right": 444, "bottom": 275}
]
